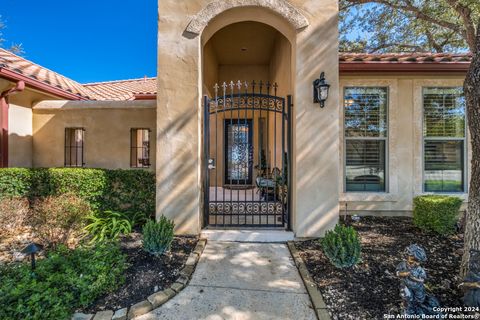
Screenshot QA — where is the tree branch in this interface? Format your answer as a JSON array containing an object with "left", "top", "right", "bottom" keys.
[
  {"left": 343, "top": 0, "right": 464, "bottom": 37},
  {"left": 444, "top": 0, "right": 477, "bottom": 52}
]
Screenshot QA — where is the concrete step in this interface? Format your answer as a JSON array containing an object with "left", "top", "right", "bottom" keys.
[{"left": 200, "top": 229, "right": 294, "bottom": 243}]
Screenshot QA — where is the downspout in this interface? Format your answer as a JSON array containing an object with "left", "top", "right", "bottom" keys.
[{"left": 0, "top": 81, "right": 25, "bottom": 167}]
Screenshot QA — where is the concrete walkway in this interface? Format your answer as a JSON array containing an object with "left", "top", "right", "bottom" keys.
[{"left": 137, "top": 241, "right": 316, "bottom": 320}]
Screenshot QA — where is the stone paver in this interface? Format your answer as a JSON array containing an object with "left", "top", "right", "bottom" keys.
[{"left": 136, "top": 242, "right": 316, "bottom": 320}]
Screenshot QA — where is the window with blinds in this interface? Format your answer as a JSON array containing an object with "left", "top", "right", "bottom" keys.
[
  {"left": 131, "top": 128, "right": 151, "bottom": 168},
  {"left": 423, "top": 87, "right": 466, "bottom": 192},
  {"left": 344, "top": 87, "right": 388, "bottom": 192},
  {"left": 65, "top": 128, "right": 85, "bottom": 167}
]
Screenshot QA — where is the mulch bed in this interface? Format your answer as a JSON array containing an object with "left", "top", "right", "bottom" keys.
[
  {"left": 81, "top": 233, "right": 198, "bottom": 313},
  {"left": 295, "top": 216, "right": 464, "bottom": 320}
]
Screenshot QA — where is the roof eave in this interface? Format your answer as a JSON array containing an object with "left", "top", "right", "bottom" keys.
[
  {"left": 0, "top": 67, "right": 89, "bottom": 100},
  {"left": 339, "top": 62, "right": 470, "bottom": 73}
]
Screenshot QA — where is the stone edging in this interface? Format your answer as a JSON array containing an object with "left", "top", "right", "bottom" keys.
[
  {"left": 72, "top": 238, "right": 208, "bottom": 320},
  {"left": 287, "top": 241, "right": 331, "bottom": 320}
]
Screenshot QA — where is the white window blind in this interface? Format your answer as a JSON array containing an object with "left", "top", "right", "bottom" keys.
[
  {"left": 344, "top": 87, "right": 388, "bottom": 192},
  {"left": 423, "top": 87, "right": 466, "bottom": 192}
]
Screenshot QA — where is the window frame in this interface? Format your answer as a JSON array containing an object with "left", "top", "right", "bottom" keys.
[
  {"left": 343, "top": 86, "right": 389, "bottom": 193},
  {"left": 64, "top": 127, "right": 85, "bottom": 168},
  {"left": 422, "top": 87, "right": 467, "bottom": 193},
  {"left": 130, "top": 128, "right": 151, "bottom": 168}
]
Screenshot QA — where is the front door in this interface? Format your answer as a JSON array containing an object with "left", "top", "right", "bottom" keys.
[
  {"left": 203, "top": 81, "right": 292, "bottom": 228},
  {"left": 224, "top": 119, "right": 253, "bottom": 186}
]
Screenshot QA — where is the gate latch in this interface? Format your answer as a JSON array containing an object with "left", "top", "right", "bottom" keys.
[{"left": 208, "top": 158, "right": 216, "bottom": 170}]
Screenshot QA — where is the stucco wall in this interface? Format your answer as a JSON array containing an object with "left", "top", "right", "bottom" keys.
[
  {"left": 33, "top": 100, "right": 156, "bottom": 170},
  {"left": 339, "top": 73, "right": 468, "bottom": 215},
  {"left": 5, "top": 84, "right": 61, "bottom": 168},
  {"left": 8, "top": 103, "right": 33, "bottom": 167},
  {"left": 157, "top": 0, "right": 340, "bottom": 236}
]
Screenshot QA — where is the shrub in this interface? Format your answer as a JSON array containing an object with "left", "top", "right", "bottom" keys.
[
  {"left": 30, "top": 194, "right": 91, "bottom": 248},
  {"left": 0, "top": 197, "right": 30, "bottom": 238},
  {"left": 142, "top": 217, "right": 175, "bottom": 255},
  {"left": 321, "top": 224, "right": 361, "bottom": 269},
  {"left": 0, "top": 168, "right": 155, "bottom": 220},
  {"left": 413, "top": 195, "right": 463, "bottom": 235},
  {"left": 0, "top": 242, "right": 126, "bottom": 320},
  {"left": 85, "top": 210, "right": 133, "bottom": 243}
]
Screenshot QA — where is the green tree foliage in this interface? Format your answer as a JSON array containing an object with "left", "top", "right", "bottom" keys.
[
  {"left": 0, "top": 15, "right": 24, "bottom": 55},
  {"left": 340, "top": 1, "right": 480, "bottom": 53}
]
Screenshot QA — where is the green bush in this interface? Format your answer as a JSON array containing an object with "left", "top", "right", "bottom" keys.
[
  {"left": 142, "top": 217, "right": 175, "bottom": 256},
  {"left": 85, "top": 210, "right": 133, "bottom": 243},
  {"left": 413, "top": 195, "right": 463, "bottom": 235},
  {"left": 321, "top": 224, "right": 361, "bottom": 269},
  {"left": 0, "top": 168, "right": 155, "bottom": 219},
  {"left": 31, "top": 194, "right": 91, "bottom": 248},
  {"left": 0, "top": 242, "right": 126, "bottom": 320}
]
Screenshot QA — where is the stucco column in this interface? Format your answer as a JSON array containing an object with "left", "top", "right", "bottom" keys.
[
  {"left": 157, "top": 2, "right": 204, "bottom": 234},
  {"left": 292, "top": 0, "right": 340, "bottom": 236}
]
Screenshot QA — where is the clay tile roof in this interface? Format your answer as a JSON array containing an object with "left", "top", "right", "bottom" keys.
[
  {"left": 0, "top": 48, "right": 93, "bottom": 99},
  {"left": 83, "top": 77, "right": 157, "bottom": 101},
  {"left": 339, "top": 52, "right": 472, "bottom": 63},
  {"left": 339, "top": 53, "right": 472, "bottom": 72}
]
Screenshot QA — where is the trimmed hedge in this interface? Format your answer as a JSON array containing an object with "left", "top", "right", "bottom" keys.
[
  {"left": 413, "top": 195, "right": 463, "bottom": 235},
  {"left": 0, "top": 168, "right": 155, "bottom": 217}
]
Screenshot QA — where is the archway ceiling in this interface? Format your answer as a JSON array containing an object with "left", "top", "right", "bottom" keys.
[{"left": 209, "top": 22, "right": 279, "bottom": 65}]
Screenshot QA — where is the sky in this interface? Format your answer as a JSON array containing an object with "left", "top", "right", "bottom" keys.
[{"left": 0, "top": 0, "right": 157, "bottom": 83}]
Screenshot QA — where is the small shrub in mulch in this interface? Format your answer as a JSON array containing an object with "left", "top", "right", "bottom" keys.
[
  {"left": 80, "top": 233, "right": 197, "bottom": 313},
  {"left": 295, "top": 216, "right": 464, "bottom": 320}
]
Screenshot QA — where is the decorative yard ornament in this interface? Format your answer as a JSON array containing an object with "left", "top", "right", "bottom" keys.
[
  {"left": 460, "top": 249, "right": 480, "bottom": 308},
  {"left": 396, "top": 244, "right": 442, "bottom": 316},
  {"left": 21, "top": 242, "right": 43, "bottom": 270},
  {"left": 313, "top": 72, "right": 330, "bottom": 107}
]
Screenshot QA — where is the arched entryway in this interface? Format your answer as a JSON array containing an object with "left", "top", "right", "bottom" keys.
[{"left": 201, "top": 21, "right": 294, "bottom": 228}]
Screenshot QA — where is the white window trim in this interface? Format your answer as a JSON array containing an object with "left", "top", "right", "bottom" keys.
[
  {"left": 413, "top": 79, "right": 469, "bottom": 200},
  {"left": 339, "top": 79, "right": 399, "bottom": 202}
]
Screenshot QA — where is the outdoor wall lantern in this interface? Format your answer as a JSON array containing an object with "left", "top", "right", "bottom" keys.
[
  {"left": 21, "top": 243, "right": 43, "bottom": 270},
  {"left": 313, "top": 72, "right": 330, "bottom": 108}
]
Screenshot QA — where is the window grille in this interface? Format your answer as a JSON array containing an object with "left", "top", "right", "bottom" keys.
[
  {"left": 64, "top": 128, "right": 85, "bottom": 167},
  {"left": 131, "top": 128, "right": 151, "bottom": 168}
]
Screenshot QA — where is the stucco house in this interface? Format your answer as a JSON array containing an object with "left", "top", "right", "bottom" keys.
[{"left": 0, "top": 0, "right": 472, "bottom": 238}]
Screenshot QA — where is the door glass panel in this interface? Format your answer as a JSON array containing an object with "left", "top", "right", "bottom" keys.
[{"left": 226, "top": 121, "right": 251, "bottom": 183}]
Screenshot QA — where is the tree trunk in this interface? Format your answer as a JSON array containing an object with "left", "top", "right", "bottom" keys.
[{"left": 462, "top": 26, "right": 480, "bottom": 278}]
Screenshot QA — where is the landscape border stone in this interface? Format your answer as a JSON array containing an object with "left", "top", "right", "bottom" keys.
[
  {"left": 287, "top": 241, "right": 331, "bottom": 320},
  {"left": 72, "top": 238, "right": 207, "bottom": 320}
]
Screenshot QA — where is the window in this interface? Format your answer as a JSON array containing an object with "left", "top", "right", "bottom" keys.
[
  {"left": 131, "top": 128, "right": 151, "bottom": 168},
  {"left": 344, "top": 87, "right": 388, "bottom": 192},
  {"left": 65, "top": 128, "right": 85, "bottom": 167},
  {"left": 423, "top": 87, "right": 466, "bottom": 192}
]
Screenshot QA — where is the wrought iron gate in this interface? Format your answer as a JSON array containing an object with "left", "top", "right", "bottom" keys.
[{"left": 203, "top": 81, "right": 292, "bottom": 228}]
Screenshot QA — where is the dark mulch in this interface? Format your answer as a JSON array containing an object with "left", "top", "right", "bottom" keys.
[
  {"left": 295, "top": 216, "right": 464, "bottom": 320},
  {"left": 81, "top": 233, "right": 198, "bottom": 312}
]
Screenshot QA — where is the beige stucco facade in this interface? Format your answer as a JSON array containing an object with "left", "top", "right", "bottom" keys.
[
  {"left": 157, "top": 0, "right": 340, "bottom": 236},
  {"left": 339, "top": 73, "right": 469, "bottom": 215},
  {"left": 0, "top": 0, "right": 471, "bottom": 238},
  {"left": 32, "top": 100, "right": 156, "bottom": 170}
]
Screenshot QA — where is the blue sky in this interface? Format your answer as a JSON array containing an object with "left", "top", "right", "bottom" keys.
[{"left": 1, "top": 0, "right": 157, "bottom": 83}]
